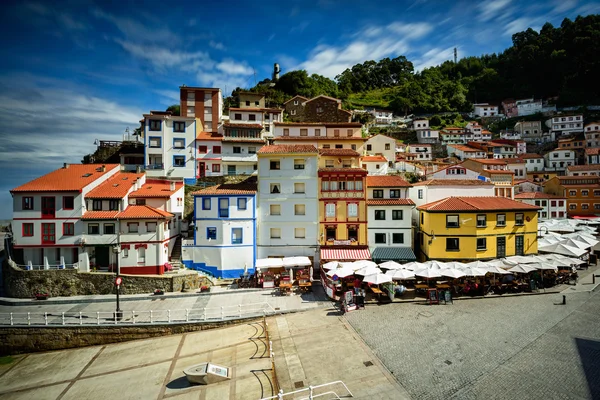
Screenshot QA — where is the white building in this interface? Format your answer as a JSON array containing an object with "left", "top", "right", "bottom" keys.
[
  {"left": 256, "top": 145, "right": 319, "bottom": 261},
  {"left": 365, "top": 134, "right": 396, "bottom": 166},
  {"left": 368, "top": 109, "right": 394, "bottom": 125},
  {"left": 195, "top": 131, "right": 224, "bottom": 178},
  {"left": 428, "top": 164, "right": 482, "bottom": 180},
  {"left": 221, "top": 123, "right": 264, "bottom": 176},
  {"left": 586, "top": 148, "right": 600, "bottom": 165},
  {"left": 550, "top": 114, "right": 584, "bottom": 138},
  {"left": 520, "top": 153, "right": 545, "bottom": 172},
  {"left": 184, "top": 180, "right": 257, "bottom": 278},
  {"left": 440, "top": 128, "right": 466, "bottom": 146},
  {"left": 447, "top": 144, "right": 487, "bottom": 160},
  {"left": 360, "top": 156, "right": 389, "bottom": 175},
  {"left": 406, "top": 144, "right": 432, "bottom": 161},
  {"left": 584, "top": 122, "right": 600, "bottom": 148},
  {"left": 272, "top": 122, "right": 365, "bottom": 154},
  {"left": 514, "top": 192, "right": 567, "bottom": 220},
  {"left": 144, "top": 111, "right": 197, "bottom": 179},
  {"left": 500, "top": 131, "right": 522, "bottom": 140},
  {"left": 413, "top": 119, "right": 439, "bottom": 144},
  {"left": 544, "top": 148, "right": 576, "bottom": 174},
  {"left": 473, "top": 103, "right": 498, "bottom": 117},
  {"left": 366, "top": 176, "right": 416, "bottom": 262},
  {"left": 228, "top": 107, "right": 283, "bottom": 135},
  {"left": 566, "top": 165, "right": 600, "bottom": 177},
  {"left": 516, "top": 98, "right": 542, "bottom": 116}
]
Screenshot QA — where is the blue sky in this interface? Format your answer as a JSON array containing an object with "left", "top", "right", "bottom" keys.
[{"left": 0, "top": 0, "right": 599, "bottom": 219}]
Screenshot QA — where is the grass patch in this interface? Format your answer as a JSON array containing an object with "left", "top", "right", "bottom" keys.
[
  {"left": 0, "top": 356, "right": 14, "bottom": 365},
  {"left": 345, "top": 88, "right": 397, "bottom": 109}
]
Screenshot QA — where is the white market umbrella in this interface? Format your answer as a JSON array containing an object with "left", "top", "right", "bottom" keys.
[
  {"left": 256, "top": 258, "right": 284, "bottom": 269},
  {"left": 538, "top": 242, "right": 587, "bottom": 257},
  {"left": 354, "top": 266, "right": 382, "bottom": 276},
  {"left": 415, "top": 268, "right": 442, "bottom": 279},
  {"left": 439, "top": 268, "right": 466, "bottom": 279},
  {"left": 557, "top": 238, "right": 592, "bottom": 250},
  {"left": 486, "top": 265, "right": 511, "bottom": 274},
  {"left": 322, "top": 261, "right": 340, "bottom": 270},
  {"left": 353, "top": 260, "right": 378, "bottom": 269},
  {"left": 425, "top": 260, "right": 449, "bottom": 270},
  {"left": 402, "top": 262, "right": 429, "bottom": 271},
  {"left": 508, "top": 264, "right": 537, "bottom": 274},
  {"left": 386, "top": 269, "right": 415, "bottom": 280},
  {"left": 378, "top": 261, "right": 403, "bottom": 270},
  {"left": 563, "top": 234, "right": 599, "bottom": 247},
  {"left": 362, "top": 273, "right": 393, "bottom": 285},
  {"left": 466, "top": 260, "right": 491, "bottom": 269},
  {"left": 488, "top": 259, "right": 514, "bottom": 269},
  {"left": 545, "top": 254, "right": 586, "bottom": 265},
  {"left": 326, "top": 266, "right": 355, "bottom": 278},
  {"left": 505, "top": 256, "right": 533, "bottom": 264},
  {"left": 282, "top": 256, "right": 311, "bottom": 268},
  {"left": 446, "top": 261, "right": 470, "bottom": 269},
  {"left": 529, "top": 262, "right": 558, "bottom": 272},
  {"left": 462, "top": 267, "right": 488, "bottom": 277}
]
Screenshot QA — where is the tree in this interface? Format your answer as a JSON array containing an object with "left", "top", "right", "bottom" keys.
[{"left": 166, "top": 105, "right": 180, "bottom": 116}]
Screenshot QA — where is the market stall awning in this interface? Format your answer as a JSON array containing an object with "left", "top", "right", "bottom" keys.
[
  {"left": 320, "top": 248, "right": 370, "bottom": 261},
  {"left": 371, "top": 247, "right": 416, "bottom": 263}
]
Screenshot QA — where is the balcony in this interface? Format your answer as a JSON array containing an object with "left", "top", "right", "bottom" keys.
[
  {"left": 145, "top": 164, "right": 164, "bottom": 170},
  {"left": 321, "top": 191, "right": 364, "bottom": 199}
]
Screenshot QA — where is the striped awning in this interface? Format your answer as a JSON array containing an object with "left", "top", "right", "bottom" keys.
[{"left": 320, "top": 248, "right": 371, "bottom": 261}]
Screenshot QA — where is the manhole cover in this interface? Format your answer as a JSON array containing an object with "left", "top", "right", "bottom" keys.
[
  {"left": 363, "top": 361, "right": 374, "bottom": 367},
  {"left": 294, "top": 381, "right": 304, "bottom": 388}
]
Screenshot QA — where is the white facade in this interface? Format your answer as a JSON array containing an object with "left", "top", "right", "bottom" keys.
[
  {"left": 221, "top": 140, "right": 261, "bottom": 176},
  {"left": 145, "top": 114, "right": 197, "bottom": 179},
  {"left": 369, "top": 109, "right": 394, "bottom": 124},
  {"left": 429, "top": 165, "right": 482, "bottom": 180},
  {"left": 416, "top": 129, "right": 439, "bottom": 144},
  {"left": 473, "top": 103, "right": 498, "bottom": 117},
  {"left": 544, "top": 149, "right": 576, "bottom": 173},
  {"left": 522, "top": 156, "right": 544, "bottom": 172},
  {"left": 500, "top": 131, "right": 522, "bottom": 140},
  {"left": 365, "top": 134, "right": 396, "bottom": 164},
  {"left": 514, "top": 195, "right": 567, "bottom": 220},
  {"left": 413, "top": 119, "right": 429, "bottom": 130},
  {"left": 361, "top": 157, "right": 389, "bottom": 175},
  {"left": 585, "top": 123, "right": 600, "bottom": 148},
  {"left": 505, "top": 160, "right": 527, "bottom": 180},
  {"left": 550, "top": 115, "right": 584, "bottom": 138},
  {"left": 195, "top": 137, "right": 223, "bottom": 177},
  {"left": 228, "top": 108, "right": 283, "bottom": 134},
  {"left": 516, "top": 98, "right": 542, "bottom": 116},
  {"left": 447, "top": 144, "right": 487, "bottom": 160},
  {"left": 406, "top": 144, "right": 432, "bottom": 161},
  {"left": 256, "top": 149, "right": 319, "bottom": 261}
]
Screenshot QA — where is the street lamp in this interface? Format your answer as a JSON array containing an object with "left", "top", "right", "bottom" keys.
[
  {"left": 537, "top": 226, "right": 549, "bottom": 238},
  {"left": 112, "top": 244, "right": 122, "bottom": 320}
]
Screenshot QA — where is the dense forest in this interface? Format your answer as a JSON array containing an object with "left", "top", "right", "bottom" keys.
[{"left": 226, "top": 15, "right": 600, "bottom": 116}]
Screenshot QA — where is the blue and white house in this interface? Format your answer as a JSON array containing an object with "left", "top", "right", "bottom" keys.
[
  {"left": 182, "top": 180, "right": 257, "bottom": 278},
  {"left": 144, "top": 110, "right": 197, "bottom": 180}
]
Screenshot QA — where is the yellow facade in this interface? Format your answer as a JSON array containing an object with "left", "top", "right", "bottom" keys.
[{"left": 419, "top": 210, "right": 539, "bottom": 261}]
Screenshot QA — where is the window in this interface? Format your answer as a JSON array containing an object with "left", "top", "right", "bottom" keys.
[
  {"left": 270, "top": 184, "right": 280, "bottom": 194},
  {"left": 92, "top": 200, "right": 102, "bottom": 211},
  {"left": 23, "top": 223, "right": 33, "bottom": 237},
  {"left": 63, "top": 196, "right": 74, "bottom": 210},
  {"left": 300, "top": 128, "right": 308, "bottom": 136},
  {"left": 202, "top": 198, "right": 211, "bottom": 210},
  {"left": 249, "top": 114, "right": 256, "bottom": 121},
  {"left": 325, "top": 160, "right": 334, "bottom": 168},
  {"left": 582, "top": 204, "right": 589, "bottom": 210},
  {"left": 248, "top": 147, "right": 256, "bottom": 154},
  {"left": 418, "top": 189, "right": 423, "bottom": 199},
  {"left": 148, "top": 136, "right": 161, "bottom": 148},
  {"left": 392, "top": 210, "right": 403, "bottom": 220},
  {"left": 293, "top": 159, "right": 305, "bottom": 170},
  {"left": 198, "top": 145, "right": 207, "bottom": 154},
  {"left": 515, "top": 213, "right": 524, "bottom": 225},
  {"left": 326, "top": 203, "right": 335, "bottom": 217},
  {"left": 233, "top": 146, "right": 242, "bottom": 154},
  {"left": 207, "top": 227, "right": 217, "bottom": 240},
  {"left": 128, "top": 223, "right": 139, "bottom": 233},
  {"left": 348, "top": 203, "right": 358, "bottom": 217},
  {"left": 446, "top": 215, "right": 459, "bottom": 228},
  {"left": 173, "top": 121, "right": 186, "bottom": 132},
  {"left": 205, "top": 107, "right": 212, "bottom": 115},
  {"left": 334, "top": 129, "right": 340, "bottom": 137},
  {"left": 373, "top": 190, "right": 383, "bottom": 198},
  {"left": 146, "top": 222, "right": 157, "bottom": 233},
  {"left": 205, "top": 121, "right": 212, "bottom": 130},
  {"left": 213, "top": 146, "right": 221, "bottom": 154},
  {"left": 108, "top": 200, "right": 119, "bottom": 211},
  {"left": 570, "top": 204, "right": 577, "bottom": 210},
  {"left": 293, "top": 100, "right": 299, "bottom": 105},
  {"left": 477, "top": 238, "right": 486, "bottom": 250},
  {"left": 375, "top": 233, "right": 386, "bottom": 243},
  {"left": 232, "top": 228, "right": 243, "bottom": 244},
  {"left": 446, "top": 238, "right": 459, "bottom": 251},
  {"left": 366, "top": 144, "right": 372, "bottom": 151},
  {"left": 351, "top": 144, "right": 356, "bottom": 150},
  {"left": 569, "top": 190, "right": 577, "bottom": 196},
  {"left": 234, "top": 113, "right": 242, "bottom": 120},
  {"left": 385, "top": 143, "right": 391, "bottom": 150},
  {"left": 212, "top": 164, "right": 220, "bottom": 173},
  {"left": 496, "top": 214, "right": 506, "bottom": 226},
  {"left": 22, "top": 197, "right": 33, "bottom": 210},
  {"left": 149, "top": 120, "right": 161, "bottom": 131},
  {"left": 392, "top": 233, "right": 404, "bottom": 244},
  {"left": 270, "top": 160, "right": 280, "bottom": 170},
  {"left": 219, "top": 198, "right": 229, "bottom": 217},
  {"left": 173, "top": 156, "right": 185, "bottom": 167},
  {"left": 41, "top": 223, "right": 55, "bottom": 244},
  {"left": 283, "top": 128, "right": 289, "bottom": 136},
  {"left": 558, "top": 201, "right": 564, "bottom": 207},
  {"left": 477, "top": 214, "right": 486, "bottom": 227},
  {"left": 88, "top": 223, "right": 100, "bottom": 235},
  {"left": 136, "top": 199, "right": 146, "bottom": 205},
  {"left": 245, "top": 101, "right": 250, "bottom": 106},
  {"left": 375, "top": 210, "right": 386, "bottom": 220},
  {"left": 322, "top": 144, "right": 330, "bottom": 149},
  {"left": 270, "top": 204, "right": 281, "bottom": 215},
  {"left": 238, "top": 198, "right": 247, "bottom": 210},
  {"left": 335, "top": 144, "right": 343, "bottom": 149},
  {"left": 347, "top": 129, "right": 353, "bottom": 137},
  {"left": 295, "top": 228, "right": 306, "bottom": 238},
  {"left": 270, "top": 228, "right": 281, "bottom": 239},
  {"left": 103, "top": 223, "right": 115, "bottom": 234},
  {"left": 315, "top": 129, "right": 321, "bottom": 136},
  {"left": 295, "top": 204, "right": 306, "bottom": 215},
  {"left": 187, "top": 106, "right": 195, "bottom": 116},
  {"left": 390, "top": 190, "right": 400, "bottom": 198},
  {"left": 582, "top": 190, "right": 589, "bottom": 196},
  {"left": 317, "top": 107, "right": 323, "bottom": 114},
  {"left": 294, "top": 182, "right": 305, "bottom": 193}
]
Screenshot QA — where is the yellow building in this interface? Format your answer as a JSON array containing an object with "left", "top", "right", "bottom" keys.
[
  {"left": 318, "top": 148, "right": 370, "bottom": 262},
  {"left": 418, "top": 196, "right": 540, "bottom": 261}
]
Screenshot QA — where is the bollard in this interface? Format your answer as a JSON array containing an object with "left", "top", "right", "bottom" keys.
[
  {"left": 27, "top": 312, "right": 30, "bottom": 326},
  {"left": 150, "top": 310, "right": 153, "bottom": 324},
  {"left": 186, "top": 308, "right": 189, "bottom": 322},
  {"left": 62, "top": 312, "right": 65, "bottom": 325},
  {"left": 168, "top": 309, "right": 171, "bottom": 323},
  {"left": 44, "top": 312, "right": 48, "bottom": 326},
  {"left": 132, "top": 311, "right": 136, "bottom": 324},
  {"left": 97, "top": 311, "right": 100, "bottom": 325},
  {"left": 79, "top": 312, "right": 83, "bottom": 325},
  {"left": 563, "top": 295, "right": 566, "bottom": 305},
  {"left": 10, "top": 313, "right": 13, "bottom": 326}
]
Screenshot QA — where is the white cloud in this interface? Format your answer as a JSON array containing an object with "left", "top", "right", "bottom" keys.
[
  {"left": 209, "top": 40, "right": 225, "bottom": 50},
  {"left": 298, "top": 22, "right": 431, "bottom": 78},
  {"left": 552, "top": 0, "right": 578, "bottom": 14},
  {"left": 413, "top": 46, "right": 456, "bottom": 71},
  {"left": 216, "top": 59, "right": 253, "bottom": 75},
  {"left": 153, "top": 89, "right": 180, "bottom": 105},
  {"left": 504, "top": 17, "right": 538, "bottom": 36},
  {"left": 114, "top": 39, "right": 214, "bottom": 72},
  {"left": 478, "top": 0, "right": 512, "bottom": 22}
]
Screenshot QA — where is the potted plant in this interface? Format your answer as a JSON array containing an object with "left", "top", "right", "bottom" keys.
[
  {"left": 154, "top": 288, "right": 164, "bottom": 296},
  {"left": 34, "top": 291, "right": 50, "bottom": 300},
  {"left": 200, "top": 285, "right": 210, "bottom": 293}
]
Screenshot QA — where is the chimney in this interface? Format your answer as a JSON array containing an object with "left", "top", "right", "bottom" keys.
[
  {"left": 101, "top": 164, "right": 106, "bottom": 172},
  {"left": 63, "top": 163, "right": 69, "bottom": 169},
  {"left": 136, "top": 165, "right": 142, "bottom": 174},
  {"left": 170, "top": 181, "right": 176, "bottom": 191}
]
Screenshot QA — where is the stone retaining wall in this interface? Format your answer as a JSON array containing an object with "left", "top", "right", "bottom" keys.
[
  {"left": 0, "top": 317, "right": 260, "bottom": 356},
  {"left": 2, "top": 259, "right": 210, "bottom": 298}
]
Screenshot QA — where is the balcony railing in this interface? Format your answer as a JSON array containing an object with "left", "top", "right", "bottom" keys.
[{"left": 145, "top": 164, "right": 164, "bottom": 170}]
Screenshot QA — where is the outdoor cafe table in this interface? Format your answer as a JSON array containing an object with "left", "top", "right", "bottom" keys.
[
  {"left": 414, "top": 284, "right": 429, "bottom": 290},
  {"left": 436, "top": 284, "right": 450, "bottom": 290},
  {"left": 279, "top": 282, "right": 293, "bottom": 295},
  {"left": 370, "top": 287, "right": 384, "bottom": 294}
]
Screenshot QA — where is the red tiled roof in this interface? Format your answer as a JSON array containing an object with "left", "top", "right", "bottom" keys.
[
  {"left": 448, "top": 144, "right": 484, "bottom": 152},
  {"left": 222, "top": 137, "right": 265, "bottom": 143},
  {"left": 196, "top": 131, "right": 223, "bottom": 141},
  {"left": 274, "top": 122, "right": 361, "bottom": 127},
  {"left": 361, "top": 156, "right": 387, "bottom": 162},
  {"left": 318, "top": 148, "right": 360, "bottom": 156},
  {"left": 80, "top": 211, "right": 120, "bottom": 220},
  {"left": 366, "top": 176, "right": 411, "bottom": 187},
  {"left": 86, "top": 172, "right": 144, "bottom": 199},
  {"left": 274, "top": 136, "right": 363, "bottom": 141},
  {"left": 418, "top": 196, "right": 541, "bottom": 211},
  {"left": 224, "top": 122, "right": 263, "bottom": 129},
  {"left": 367, "top": 199, "right": 415, "bottom": 206},
  {"left": 118, "top": 205, "right": 173, "bottom": 219},
  {"left": 519, "top": 153, "right": 543, "bottom": 159},
  {"left": 585, "top": 148, "right": 600, "bottom": 155},
  {"left": 283, "top": 95, "right": 309, "bottom": 104},
  {"left": 129, "top": 180, "right": 184, "bottom": 198},
  {"left": 191, "top": 181, "right": 257, "bottom": 195},
  {"left": 514, "top": 192, "right": 565, "bottom": 199},
  {"left": 469, "top": 158, "right": 507, "bottom": 165},
  {"left": 257, "top": 145, "right": 318, "bottom": 154},
  {"left": 412, "top": 179, "right": 494, "bottom": 187},
  {"left": 484, "top": 169, "right": 514, "bottom": 174},
  {"left": 11, "top": 164, "right": 120, "bottom": 193},
  {"left": 566, "top": 164, "right": 600, "bottom": 171}
]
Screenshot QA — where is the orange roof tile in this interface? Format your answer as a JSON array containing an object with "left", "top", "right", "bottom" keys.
[
  {"left": 117, "top": 205, "right": 173, "bottom": 219},
  {"left": 129, "top": 180, "right": 184, "bottom": 198},
  {"left": 366, "top": 176, "right": 411, "bottom": 187},
  {"left": 196, "top": 131, "right": 223, "bottom": 141},
  {"left": 86, "top": 172, "right": 144, "bottom": 199},
  {"left": 469, "top": 158, "right": 507, "bottom": 165},
  {"left": 367, "top": 199, "right": 415, "bottom": 206},
  {"left": 318, "top": 148, "right": 360, "bottom": 156},
  {"left": 566, "top": 164, "right": 600, "bottom": 171},
  {"left": 191, "top": 180, "right": 257, "bottom": 196},
  {"left": 361, "top": 156, "right": 387, "bottom": 162},
  {"left": 519, "top": 153, "right": 543, "bottom": 159},
  {"left": 514, "top": 192, "right": 566, "bottom": 199},
  {"left": 448, "top": 144, "right": 485, "bottom": 152},
  {"left": 412, "top": 179, "right": 493, "bottom": 187},
  {"left": 257, "top": 145, "right": 318, "bottom": 154},
  {"left": 11, "top": 164, "right": 120, "bottom": 193},
  {"left": 418, "top": 196, "right": 541, "bottom": 211},
  {"left": 80, "top": 211, "right": 120, "bottom": 220}
]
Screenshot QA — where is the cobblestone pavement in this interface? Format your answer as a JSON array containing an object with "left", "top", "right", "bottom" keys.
[{"left": 345, "top": 289, "right": 600, "bottom": 400}]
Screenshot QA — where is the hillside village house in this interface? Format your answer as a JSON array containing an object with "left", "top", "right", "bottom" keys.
[
  {"left": 514, "top": 120, "right": 544, "bottom": 142},
  {"left": 179, "top": 85, "right": 223, "bottom": 133},
  {"left": 473, "top": 103, "right": 498, "bottom": 117},
  {"left": 195, "top": 131, "right": 224, "bottom": 178},
  {"left": 272, "top": 122, "right": 365, "bottom": 154},
  {"left": 504, "top": 158, "right": 527, "bottom": 180},
  {"left": 364, "top": 134, "right": 396, "bottom": 166},
  {"left": 256, "top": 145, "right": 319, "bottom": 262},
  {"left": 514, "top": 192, "right": 567, "bottom": 220},
  {"left": 501, "top": 99, "right": 518, "bottom": 118},
  {"left": 440, "top": 127, "right": 466, "bottom": 146},
  {"left": 584, "top": 122, "right": 600, "bottom": 148},
  {"left": 365, "top": 176, "right": 416, "bottom": 263},
  {"left": 11, "top": 164, "right": 183, "bottom": 274},
  {"left": 221, "top": 123, "right": 263, "bottom": 176},
  {"left": 514, "top": 179, "right": 542, "bottom": 194},
  {"left": 361, "top": 155, "right": 389, "bottom": 175},
  {"left": 405, "top": 144, "right": 433, "bottom": 162},
  {"left": 515, "top": 98, "right": 542, "bottom": 116},
  {"left": 550, "top": 114, "right": 584, "bottom": 139},
  {"left": 585, "top": 148, "right": 600, "bottom": 165},
  {"left": 566, "top": 165, "right": 600, "bottom": 177},
  {"left": 493, "top": 139, "right": 527, "bottom": 155},
  {"left": 184, "top": 180, "right": 257, "bottom": 278},
  {"left": 447, "top": 144, "right": 487, "bottom": 160},
  {"left": 144, "top": 111, "right": 197, "bottom": 179},
  {"left": 367, "top": 108, "right": 394, "bottom": 125},
  {"left": 418, "top": 197, "right": 540, "bottom": 261},
  {"left": 284, "top": 95, "right": 351, "bottom": 123},
  {"left": 427, "top": 164, "right": 482, "bottom": 181},
  {"left": 413, "top": 119, "right": 439, "bottom": 144},
  {"left": 520, "top": 153, "right": 545, "bottom": 172},
  {"left": 500, "top": 131, "right": 522, "bottom": 140},
  {"left": 543, "top": 149, "right": 575, "bottom": 175},
  {"left": 461, "top": 158, "right": 515, "bottom": 198},
  {"left": 544, "top": 176, "right": 600, "bottom": 217}
]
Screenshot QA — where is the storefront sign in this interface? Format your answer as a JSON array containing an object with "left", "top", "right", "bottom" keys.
[{"left": 333, "top": 240, "right": 351, "bottom": 246}]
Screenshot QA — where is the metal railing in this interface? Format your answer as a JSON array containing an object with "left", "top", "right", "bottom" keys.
[
  {"left": 145, "top": 164, "right": 164, "bottom": 170},
  {"left": 15, "top": 263, "right": 78, "bottom": 271},
  {"left": 260, "top": 381, "right": 353, "bottom": 400},
  {"left": 0, "top": 302, "right": 276, "bottom": 326}
]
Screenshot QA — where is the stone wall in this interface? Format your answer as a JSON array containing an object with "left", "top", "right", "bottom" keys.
[
  {"left": 0, "top": 317, "right": 260, "bottom": 356},
  {"left": 2, "top": 258, "right": 211, "bottom": 298},
  {"left": 303, "top": 97, "right": 351, "bottom": 123}
]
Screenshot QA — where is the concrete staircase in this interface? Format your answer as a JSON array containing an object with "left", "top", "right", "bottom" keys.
[{"left": 170, "top": 235, "right": 182, "bottom": 266}]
